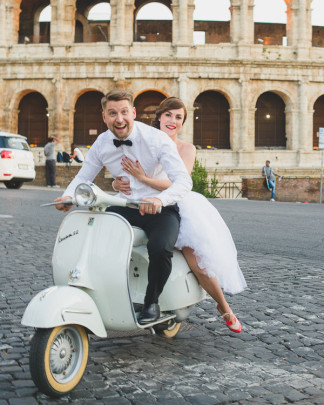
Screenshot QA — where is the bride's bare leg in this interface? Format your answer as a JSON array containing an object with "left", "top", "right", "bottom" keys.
[{"left": 182, "top": 247, "right": 235, "bottom": 323}]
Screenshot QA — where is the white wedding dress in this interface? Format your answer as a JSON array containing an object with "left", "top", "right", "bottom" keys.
[{"left": 174, "top": 191, "right": 247, "bottom": 295}]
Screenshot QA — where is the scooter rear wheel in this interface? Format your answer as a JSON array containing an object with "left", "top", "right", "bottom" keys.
[
  {"left": 153, "top": 320, "right": 182, "bottom": 338},
  {"left": 29, "top": 325, "right": 89, "bottom": 398}
]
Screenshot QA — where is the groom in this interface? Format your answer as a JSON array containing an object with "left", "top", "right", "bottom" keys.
[{"left": 54, "top": 89, "right": 192, "bottom": 324}]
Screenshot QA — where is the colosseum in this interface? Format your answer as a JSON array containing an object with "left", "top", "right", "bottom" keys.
[{"left": 0, "top": 0, "right": 324, "bottom": 186}]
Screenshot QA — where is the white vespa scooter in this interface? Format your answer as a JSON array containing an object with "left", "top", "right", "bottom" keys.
[{"left": 22, "top": 182, "right": 205, "bottom": 398}]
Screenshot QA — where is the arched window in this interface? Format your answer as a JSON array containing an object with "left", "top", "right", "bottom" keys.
[
  {"left": 134, "top": 1, "right": 173, "bottom": 42},
  {"left": 254, "top": 0, "right": 287, "bottom": 45},
  {"left": 312, "top": 0, "right": 324, "bottom": 47},
  {"left": 37, "top": 5, "right": 51, "bottom": 43},
  {"left": 193, "top": 0, "right": 230, "bottom": 45},
  {"left": 86, "top": 2, "right": 111, "bottom": 42},
  {"left": 18, "top": 92, "right": 48, "bottom": 146},
  {"left": 134, "top": 91, "right": 166, "bottom": 126},
  {"left": 74, "top": 91, "right": 106, "bottom": 146},
  {"left": 194, "top": 91, "right": 230, "bottom": 149},
  {"left": 313, "top": 95, "right": 324, "bottom": 149},
  {"left": 255, "top": 92, "right": 286, "bottom": 148},
  {"left": 18, "top": 1, "right": 51, "bottom": 44}
]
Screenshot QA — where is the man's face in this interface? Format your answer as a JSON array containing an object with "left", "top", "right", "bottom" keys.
[
  {"left": 266, "top": 161, "right": 270, "bottom": 167},
  {"left": 102, "top": 99, "right": 136, "bottom": 140}
]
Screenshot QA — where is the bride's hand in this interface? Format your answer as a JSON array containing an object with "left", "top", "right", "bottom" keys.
[{"left": 122, "top": 157, "right": 146, "bottom": 182}]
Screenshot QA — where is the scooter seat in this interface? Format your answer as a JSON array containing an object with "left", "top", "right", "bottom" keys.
[{"left": 132, "top": 226, "right": 148, "bottom": 247}]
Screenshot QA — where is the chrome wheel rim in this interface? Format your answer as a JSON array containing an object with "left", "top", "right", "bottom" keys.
[{"left": 49, "top": 327, "right": 84, "bottom": 383}]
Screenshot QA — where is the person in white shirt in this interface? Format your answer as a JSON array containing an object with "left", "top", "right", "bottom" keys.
[
  {"left": 54, "top": 89, "right": 192, "bottom": 324},
  {"left": 70, "top": 143, "right": 84, "bottom": 163}
]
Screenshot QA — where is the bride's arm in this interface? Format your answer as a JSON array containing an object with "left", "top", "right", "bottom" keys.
[
  {"left": 120, "top": 142, "right": 196, "bottom": 192},
  {"left": 121, "top": 157, "right": 172, "bottom": 191},
  {"left": 181, "top": 143, "right": 196, "bottom": 175}
]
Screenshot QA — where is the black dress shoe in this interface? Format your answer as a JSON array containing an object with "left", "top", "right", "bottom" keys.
[{"left": 138, "top": 304, "right": 160, "bottom": 324}]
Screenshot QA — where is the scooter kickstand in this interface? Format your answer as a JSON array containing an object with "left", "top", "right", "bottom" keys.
[{"left": 148, "top": 327, "right": 156, "bottom": 335}]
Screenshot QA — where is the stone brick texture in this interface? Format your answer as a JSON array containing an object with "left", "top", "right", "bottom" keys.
[
  {"left": 32, "top": 165, "right": 114, "bottom": 191},
  {"left": 242, "top": 177, "right": 322, "bottom": 203}
]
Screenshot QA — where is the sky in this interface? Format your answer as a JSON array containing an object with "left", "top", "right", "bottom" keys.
[{"left": 40, "top": 1, "right": 324, "bottom": 26}]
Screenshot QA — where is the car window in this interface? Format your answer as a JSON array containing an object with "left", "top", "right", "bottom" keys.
[{"left": 0, "top": 136, "right": 30, "bottom": 151}]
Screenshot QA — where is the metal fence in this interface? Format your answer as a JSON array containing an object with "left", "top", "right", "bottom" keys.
[{"left": 208, "top": 181, "right": 243, "bottom": 199}]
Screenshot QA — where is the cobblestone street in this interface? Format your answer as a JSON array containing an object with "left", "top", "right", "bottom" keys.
[{"left": 0, "top": 191, "right": 324, "bottom": 404}]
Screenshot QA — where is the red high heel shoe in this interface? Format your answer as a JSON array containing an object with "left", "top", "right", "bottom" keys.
[{"left": 217, "top": 304, "right": 242, "bottom": 333}]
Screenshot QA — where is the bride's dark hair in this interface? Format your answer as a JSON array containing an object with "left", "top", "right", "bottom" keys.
[{"left": 152, "top": 97, "right": 187, "bottom": 129}]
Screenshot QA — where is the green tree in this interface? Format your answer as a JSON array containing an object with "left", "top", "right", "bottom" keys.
[{"left": 191, "top": 159, "right": 218, "bottom": 198}]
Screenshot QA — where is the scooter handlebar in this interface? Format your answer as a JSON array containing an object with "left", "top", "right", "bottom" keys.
[{"left": 126, "top": 200, "right": 162, "bottom": 214}]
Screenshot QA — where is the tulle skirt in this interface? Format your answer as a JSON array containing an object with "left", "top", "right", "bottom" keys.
[{"left": 175, "top": 191, "right": 247, "bottom": 295}]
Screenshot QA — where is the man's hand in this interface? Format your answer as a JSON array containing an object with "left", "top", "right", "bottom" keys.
[
  {"left": 139, "top": 197, "right": 162, "bottom": 216},
  {"left": 54, "top": 196, "right": 73, "bottom": 212},
  {"left": 113, "top": 176, "right": 132, "bottom": 195}
]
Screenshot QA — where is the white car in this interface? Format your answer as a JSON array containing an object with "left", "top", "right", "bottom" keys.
[{"left": 0, "top": 132, "right": 36, "bottom": 189}]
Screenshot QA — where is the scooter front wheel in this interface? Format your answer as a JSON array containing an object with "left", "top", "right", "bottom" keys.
[
  {"left": 29, "top": 325, "right": 89, "bottom": 398},
  {"left": 153, "top": 320, "right": 182, "bottom": 338}
]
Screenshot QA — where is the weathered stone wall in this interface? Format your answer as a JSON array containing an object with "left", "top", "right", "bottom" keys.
[
  {"left": 0, "top": 0, "right": 324, "bottom": 177},
  {"left": 242, "top": 177, "right": 323, "bottom": 203},
  {"left": 33, "top": 165, "right": 114, "bottom": 191}
]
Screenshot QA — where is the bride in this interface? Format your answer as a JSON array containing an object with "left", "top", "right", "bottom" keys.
[{"left": 113, "top": 97, "right": 247, "bottom": 333}]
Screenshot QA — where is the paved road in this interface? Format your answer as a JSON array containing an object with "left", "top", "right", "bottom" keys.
[{"left": 0, "top": 186, "right": 324, "bottom": 404}]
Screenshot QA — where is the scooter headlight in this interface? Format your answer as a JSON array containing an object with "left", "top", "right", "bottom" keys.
[{"left": 75, "top": 183, "right": 96, "bottom": 206}]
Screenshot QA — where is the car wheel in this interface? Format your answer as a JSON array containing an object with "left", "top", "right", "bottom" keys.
[{"left": 4, "top": 181, "right": 23, "bottom": 189}]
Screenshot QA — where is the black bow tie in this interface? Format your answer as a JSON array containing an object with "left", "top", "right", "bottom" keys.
[{"left": 113, "top": 139, "right": 132, "bottom": 148}]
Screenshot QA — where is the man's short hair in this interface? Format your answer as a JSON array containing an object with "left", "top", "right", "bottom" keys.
[
  {"left": 101, "top": 89, "right": 134, "bottom": 110},
  {"left": 266, "top": 160, "right": 270, "bottom": 164}
]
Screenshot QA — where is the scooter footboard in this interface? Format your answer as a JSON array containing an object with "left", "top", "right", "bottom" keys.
[{"left": 21, "top": 286, "right": 107, "bottom": 337}]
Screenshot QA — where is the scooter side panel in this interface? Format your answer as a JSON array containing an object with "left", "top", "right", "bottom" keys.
[
  {"left": 21, "top": 286, "right": 107, "bottom": 337},
  {"left": 129, "top": 247, "right": 206, "bottom": 311},
  {"left": 52, "top": 211, "right": 138, "bottom": 331}
]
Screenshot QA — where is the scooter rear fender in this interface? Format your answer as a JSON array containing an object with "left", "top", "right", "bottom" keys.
[{"left": 21, "top": 285, "right": 107, "bottom": 337}]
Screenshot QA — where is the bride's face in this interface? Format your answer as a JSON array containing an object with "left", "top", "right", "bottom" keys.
[{"left": 159, "top": 108, "right": 185, "bottom": 137}]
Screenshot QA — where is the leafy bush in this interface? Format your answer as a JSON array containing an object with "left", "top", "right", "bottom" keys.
[{"left": 191, "top": 159, "right": 218, "bottom": 198}]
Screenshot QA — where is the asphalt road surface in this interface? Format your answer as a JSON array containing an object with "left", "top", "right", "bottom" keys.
[{"left": 1, "top": 185, "right": 323, "bottom": 263}]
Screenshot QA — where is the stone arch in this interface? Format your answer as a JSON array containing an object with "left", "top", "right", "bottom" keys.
[
  {"left": 34, "top": 3, "right": 51, "bottom": 43},
  {"left": 134, "top": 1, "right": 173, "bottom": 42},
  {"left": 74, "top": 90, "right": 106, "bottom": 146},
  {"left": 18, "top": 0, "right": 50, "bottom": 44},
  {"left": 17, "top": 91, "right": 49, "bottom": 146},
  {"left": 75, "top": 1, "right": 111, "bottom": 43},
  {"left": 193, "top": 0, "right": 230, "bottom": 45},
  {"left": 313, "top": 95, "right": 324, "bottom": 149},
  {"left": 193, "top": 90, "right": 230, "bottom": 149},
  {"left": 255, "top": 91, "right": 286, "bottom": 148},
  {"left": 254, "top": 0, "right": 287, "bottom": 45},
  {"left": 134, "top": 90, "right": 168, "bottom": 126}
]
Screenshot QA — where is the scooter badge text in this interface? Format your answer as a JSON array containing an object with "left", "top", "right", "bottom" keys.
[{"left": 58, "top": 230, "right": 79, "bottom": 243}]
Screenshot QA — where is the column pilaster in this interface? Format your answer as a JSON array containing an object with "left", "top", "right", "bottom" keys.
[
  {"left": 50, "top": 0, "right": 76, "bottom": 46},
  {"left": 110, "top": 0, "right": 133, "bottom": 46},
  {"left": 285, "top": 0, "right": 312, "bottom": 58},
  {"left": 172, "top": 0, "right": 191, "bottom": 46},
  {"left": 178, "top": 74, "right": 193, "bottom": 143},
  {"left": 230, "top": 0, "right": 254, "bottom": 45},
  {"left": 298, "top": 79, "right": 312, "bottom": 151},
  {"left": 3, "top": 0, "right": 21, "bottom": 46}
]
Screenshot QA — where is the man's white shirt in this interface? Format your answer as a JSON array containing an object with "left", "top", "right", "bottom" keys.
[{"left": 63, "top": 121, "right": 192, "bottom": 206}]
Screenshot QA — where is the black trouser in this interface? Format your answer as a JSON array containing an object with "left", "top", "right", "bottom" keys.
[
  {"left": 106, "top": 205, "right": 180, "bottom": 305},
  {"left": 45, "top": 159, "right": 56, "bottom": 186}
]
